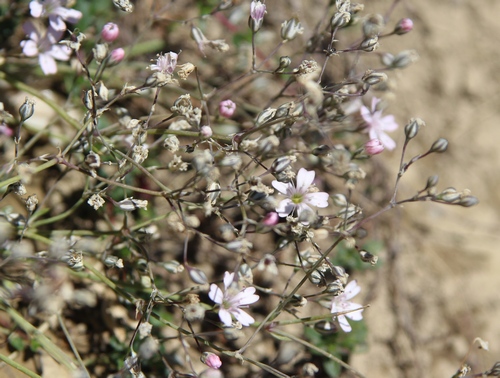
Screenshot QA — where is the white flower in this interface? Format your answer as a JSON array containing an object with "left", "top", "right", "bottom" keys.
[
  {"left": 30, "top": 0, "right": 83, "bottom": 32},
  {"left": 150, "top": 52, "right": 178, "bottom": 74},
  {"left": 208, "top": 272, "right": 259, "bottom": 327},
  {"left": 360, "top": 97, "right": 398, "bottom": 150},
  {"left": 331, "top": 280, "right": 364, "bottom": 332},
  {"left": 272, "top": 168, "right": 329, "bottom": 219}
]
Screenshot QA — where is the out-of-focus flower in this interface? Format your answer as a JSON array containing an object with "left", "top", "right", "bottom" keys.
[
  {"left": 219, "top": 99, "right": 236, "bottom": 118},
  {"left": 250, "top": 1, "right": 266, "bottom": 32},
  {"left": 29, "top": 0, "right": 82, "bottom": 32},
  {"left": 364, "top": 138, "right": 384, "bottom": 155},
  {"left": 360, "top": 97, "right": 398, "bottom": 151},
  {"left": 0, "top": 123, "right": 12, "bottom": 137},
  {"left": 394, "top": 18, "right": 413, "bottom": 35},
  {"left": 101, "top": 22, "right": 120, "bottom": 42},
  {"left": 201, "top": 352, "right": 222, "bottom": 369},
  {"left": 272, "top": 168, "right": 329, "bottom": 219},
  {"left": 330, "top": 280, "right": 363, "bottom": 332},
  {"left": 200, "top": 125, "right": 213, "bottom": 138},
  {"left": 262, "top": 212, "right": 279, "bottom": 226},
  {"left": 150, "top": 52, "right": 178, "bottom": 74},
  {"left": 208, "top": 271, "right": 259, "bottom": 327},
  {"left": 20, "top": 21, "right": 71, "bottom": 75},
  {"left": 109, "top": 48, "right": 125, "bottom": 64}
]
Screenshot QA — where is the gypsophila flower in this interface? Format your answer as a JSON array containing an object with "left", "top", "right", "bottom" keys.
[
  {"left": 118, "top": 198, "right": 148, "bottom": 211},
  {"left": 20, "top": 21, "right": 71, "bottom": 75},
  {"left": 272, "top": 168, "right": 329, "bottom": 220},
  {"left": 133, "top": 145, "right": 149, "bottom": 164},
  {"left": 208, "top": 271, "right": 259, "bottom": 327},
  {"left": 331, "top": 280, "right": 364, "bottom": 332},
  {"left": 150, "top": 52, "right": 178, "bottom": 74},
  {"left": 88, "top": 194, "right": 105, "bottom": 210},
  {"left": 219, "top": 99, "right": 236, "bottom": 118},
  {"left": 29, "top": 0, "right": 82, "bottom": 31},
  {"left": 250, "top": 1, "right": 266, "bottom": 32},
  {"left": 360, "top": 97, "right": 399, "bottom": 150},
  {"left": 364, "top": 138, "right": 384, "bottom": 155},
  {"left": 101, "top": 22, "right": 120, "bottom": 42},
  {"left": 201, "top": 352, "right": 222, "bottom": 370}
]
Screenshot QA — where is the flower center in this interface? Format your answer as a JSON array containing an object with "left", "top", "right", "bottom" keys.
[{"left": 291, "top": 193, "right": 304, "bottom": 204}]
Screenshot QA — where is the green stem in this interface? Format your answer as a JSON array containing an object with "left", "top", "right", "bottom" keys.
[{"left": 0, "top": 352, "right": 42, "bottom": 378}]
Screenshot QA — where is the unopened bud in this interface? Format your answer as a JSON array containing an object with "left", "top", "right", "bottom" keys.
[
  {"left": 404, "top": 117, "right": 424, "bottom": 140},
  {"left": 187, "top": 266, "right": 208, "bottom": 284},
  {"left": 271, "top": 156, "right": 291, "bottom": 174},
  {"left": 439, "top": 188, "right": 460, "bottom": 202},
  {"left": 362, "top": 70, "right": 387, "bottom": 86},
  {"left": 275, "top": 56, "right": 291, "bottom": 73},
  {"left": 118, "top": 198, "right": 148, "bottom": 211},
  {"left": 249, "top": 0, "right": 266, "bottom": 32},
  {"left": 325, "top": 280, "right": 344, "bottom": 295},
  {"left": 83, "top": 90, "right": 94, "bottom": 110},
  {"left": 109, "top": 48, "right": 125, "bottom": 64},
  {"left": 309, "top": 269, "right": 326, "bottom": 286},
  {"left": 104, "top": 255, "right": 124, "bottom": 268},
  {"left": 85, "top": 151, "right": 101, "bottom": 169},
  {"left": 359, "top": 36, "right": 379, "bottom": 52},
  {"left": 392, "top": 50, "right": 419, "bottom": 68},
  {"left": 332, "top": 194, "right": 348, "bottom": 207},
  {"left": 163, "top": 260, "right": 184, "bottom": 273},
  {"left": 255, "top": 108, "right": 276, "bottom": 126},
  {"left": 19, "top": 97, "right": 35, "bottom": 122},
  {"left": 331, "top": 265, "right": 348, "bottom": 283},
  {"left": 10, "top": 182, "right": 27, "bottom": 196},
  {"left": 394, "top": 18, "right": 413, "bottom": 35},
  {"left": 312, "top": 144, "right": 331, "bottom": 156},
  {"left": 113, "top": 0, "right": 134, "bottom": 12},
  {"left": 430, "top": 138, "right": 448, "bottom": 153},
  {"left": 101, "top": 22, "right": 120, "bottom": 43},
  {"left": 359, "top": 250, "right": 378, "bottom": 265},
  {"left": 225, "top": 239, "right": 252, "bottom": 253},
  {"left": 331, "top": 11, "right": 350, "bottom": 29},
  {"left": 281, "top": 17, "right": 304, "bottom": 41},
  {"left": 425, "top": 175, "right": 439, "bottom": 190},
  {"left": 200, "top": 125, "right": 213, "bottom": 138},
  {"left": 362, "top": 14, "right": 384, "bottom": 38},
  {"left": 314, "top": 320, "right": 338, "bottom": 335},
  {"left": 364, "top": 138, "right": 384, "bottom": 155},
  {"left": 93, "top": 43, "right": 108, "bottom": 64},
  {"left": 459, "top": 196, "right": 479, "bottom": 207}
]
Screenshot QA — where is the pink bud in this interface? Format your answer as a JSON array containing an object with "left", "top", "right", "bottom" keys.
[
  {"left": 219, "top": 99, "right": 236, "bottom": 118},
  {"left": 201, "top": 352, "right": 222, "bottom": 369},
  {"left": 109, "top": 48, "right": 125, "bottom": 64},
  {"left": 200, "top": 125, "right": 213, "bottom": 138},
  {"left": 364, "top": 139, "right": 384, "bottom": 155},
  {"left": 101, "top": 23, "right": 120, "bottom": 42},
  {"left": 262, "top": 212, "right": 279, "bottom": 226},
  {"left": 250, "top": 1, "right": 266, "bottom": 23},
  {"left": 394, "top": 18, "right": 413, "bottom": 35}
]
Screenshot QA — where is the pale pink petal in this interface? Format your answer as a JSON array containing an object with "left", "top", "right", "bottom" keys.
[
  {"left": 49, "top": 45, "right": 71, "bottom": 61},
  {"left": 370, "top": 97, "right": 380, "bottom": 112},
  {"left": 236, "top": 287, "right": 259, "bottom": 305},
  {"left": 337, "top": 314, "right": 352, "bottom": 332},
  {"left": 360, "top": 106, "right": 372, "bottom": 123},
  {"left": 29, "top": 1, "right": 43, "bottom": 17},
  {"left": 378, "top": 132, "right": 396, "bottom": 151},
  {"left": 218, "top": 309, "right": 232, "bottom": 326},
  {"left": 49, "top": 15, "right": 67, "bottom": 31},
  {"left": 380, "top": 115, "right": 398, "bottom": 131},
  {"left": 55, "top": 7, "right": 82, "bottom": 23},
  {"left": 304, "top": 192, "right": 329, "bottom": 208},
  {"left": 39, "top": 53, "right": 57, "bottom": 75},
  {"left": 275, "top": 199, "right": 294, "bottom": 217},
  {"left": 21, "top": 40, "right": 39, "bottom": 57},
  {"left": 271, "top": 180, "right": 289, "bottom": 195},
  {"left": 209, "top": 284, "right": 224, "bottom": 304},
  {"left": 296, "top": 168, "right": 315, "bottom": 192},
  {"left": 344, "top": 280, "right": 361, "bottom": 300},
  {"left": 232, "top": 309, "right": 255, "bottom": 326},
  {"left": 344, "top": 304, "right": 364, "bottom": 321},
  {"left": 223, "top": 272, "right": 234, "bottom": 289}
]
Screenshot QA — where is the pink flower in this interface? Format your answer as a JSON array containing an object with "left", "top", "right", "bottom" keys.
[
  {"left": 209, "top": 271, "right": 259, "bottom": 327},
  {"left": 150, "top": 52, "right": 178, "bottom": 74},
  {"left": 101, "top": 22, "right": 120, "bottom": 43},
  {"left": 250, "top": 1, "right": 266, "bottom": 23},
  {"left": 360, "top": 97, "right": 398, "bottom": 151},
  {"left": 200, "top": 125, "right": 213, "bottom": 138},
  {"left": 29, "top": 0, "right": 82, "bottom": 32},
  {"left": 331, "top": 280, "right": 364, "bottom": 332},
  {"left": 272, "top": 168, "right": 329, "bottom": 219},
  {"left": 219, "top": 99, "right": 236, "bottom": 118},
  {"left": 364, "top": 138, "right": 384, "bottom": 155},
  {"left": 0, "top": 123, "right": 13, "bottom": 137},
  {"left": 201, "top": 352, "right": 222, "bottom": 369},
  {"left": 109, "top": 48, "right": 125, "bottom": 64},
  {"left": 394, "top": 18, "right": 413, "bottom": 35},
  {"left": 20, "top": 21, "right": 71, "bottom": 75}
]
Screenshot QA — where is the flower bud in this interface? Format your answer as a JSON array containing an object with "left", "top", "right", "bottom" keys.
[
  {"left": 101, "top": 22, "right": 120, "bottom": 42},
  {"left": 104, "top": 255, "right": 124, "bottom": 268},
  {"left": 459, "top": 196, "right": 479, "bottom": 207},
  {"left": 392, "top": 50, "right": 419, "bottom": 68},
  {"left": 312, "top": 144, "right": 331, "bottom": 156},
  {"left": 184, "top": 303, "right": 206, "bottom": 322},
  {"left": 255, "top": 108, "right": 276, "bottom": 126},
  {"left": 118, "top": 198, "right": 148, "bottom": 211},
  {"left": 314, "top": 320, "right": 338, "bottom": 335},
  {"left": 261, "top": 212, "right": 279, "bottom": 227},
  {"left": 275, "top": 56, "right": 291, "bottom": 73},
  {"left": 362, "top": 70, "right": 387, "bottom": 86},
  {"left": 309, "top": 269, "right": 326, "bottom": 286},
  {"left": 394, "top": 18, "right": 413, "bottom": 35},
  {"left": 93, "top": 43, "right": 108, "bottom": 64},
  {"left": 364, "top": 138, "right": 384, "bottom": 155},
  {"left": 271, "top": 156, "right": 291, "bottom": 174},
  {"left": 219, "top": 99, "right": 236, "bottom": 118},
  {"left": 19, "top": 97, "right": 35, "bottom": 122},
  {"left": 429, "top": 138, "right": 448, "bottom": 153},
  {"left": 404, "top": 117, "right": 424, "bottom": 140},
  {"left": 249, "top": 0, "right": 266, "bottom": 32},
  {"left": 425, "top": 175, "right": 439, "bottom": 190},
  {"left": 362, "top": 14, "right": 384, "bottom": 38},
  {"left": 325, "top": 280, "right": 344, "bottom": 295},
  {"left": 359, "top": 250, "right": 378, "bottom": 265},
  {"left": 113, "top": 0, "right": 134, "bottom": 12},
  {"left": 281, "top": 17, "right": 304, "bottom": 41},
  {"left": 109, "top": 48, "right": 125, "bottom": 64},
  {"left": 200, "top": 125, "right": 213, "bottom": 138},
  {"left": 332, "top": 194, "right": 348, "bottom": 207},
  {"left": 163, "top": 260, "right": 184, "bottom": 273},
  {"left": 359, "top": 36, "right": 379, "bottom": 52},
  {"left": 330, "top": 11, "right": 350, "bottom": 29},
  {"left": 187, "top": 266, "right": 208, "bottom": 284},
  {"left": 201, "top": 352, "right": 222, "bottom": 369},
  {"left": 85, "top": 151, "right": 101, "bottom": 169}
]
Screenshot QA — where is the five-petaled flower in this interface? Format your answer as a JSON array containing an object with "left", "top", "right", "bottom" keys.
[
  {"left": 209, "top": 271, "right": 259, "bottom": 327},
  {"left": 29, "top": 0, "right": 82, "bottom": 32},
  {"left": 330, "top": 280, "right": 364, "bottom": 332},
  {"left": 360, "top": 97, "right": 399, "bottom": 151},
  {"left": 20, "top": 21, "right": 71, "bottom": 75},
  {"left": 272, "top": 168, "right": 329, "bottom": 220}
]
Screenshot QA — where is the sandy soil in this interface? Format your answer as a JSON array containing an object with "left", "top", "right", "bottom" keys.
[{"left": 350, "top": 0, "right": 500, "bottom": 377}]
